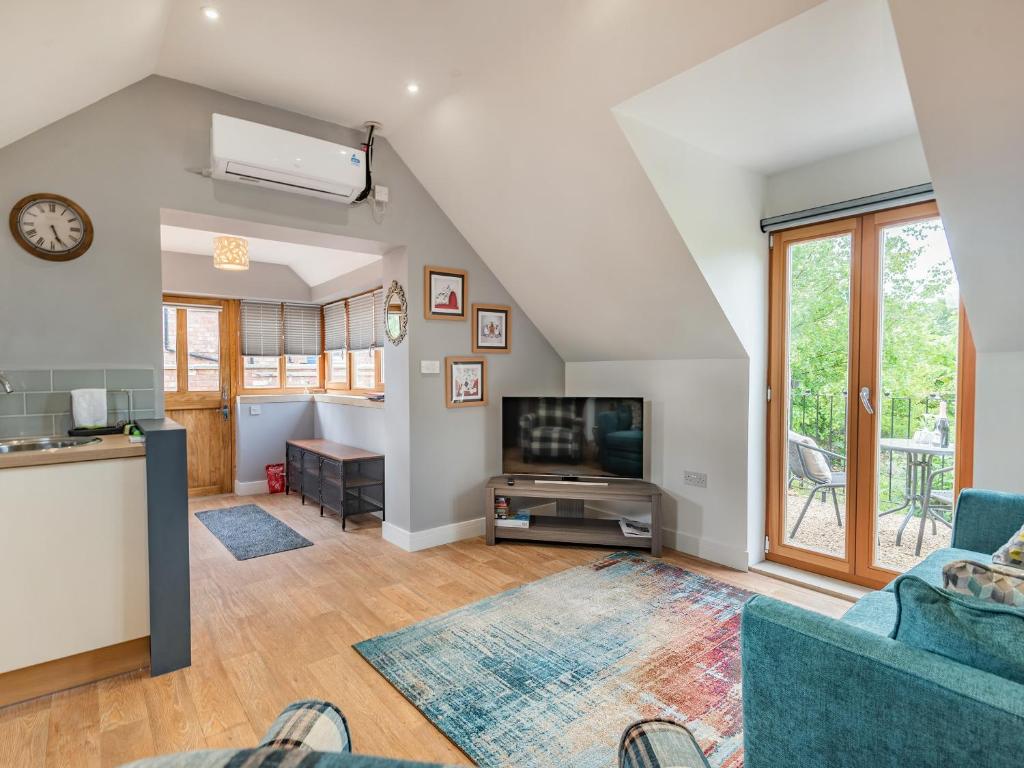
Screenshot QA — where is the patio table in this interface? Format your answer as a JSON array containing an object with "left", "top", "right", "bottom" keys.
[{"left": 878, "top": 438, "right": 954, "bottom": 557}]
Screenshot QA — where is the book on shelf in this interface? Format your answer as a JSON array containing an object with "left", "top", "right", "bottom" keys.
[
  {"left": 619, "top": 518, "right": 651, "bottom": 538},
  {"left": 495, "top": 512, "right": 531, "bottom": 528},
  {"left": 494, "top": 495, "right": 512, "bottom": 518}
]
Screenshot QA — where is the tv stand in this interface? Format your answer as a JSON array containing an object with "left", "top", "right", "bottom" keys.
[{"left": 486, "top": 476, "right": 662, "bottom": 556}]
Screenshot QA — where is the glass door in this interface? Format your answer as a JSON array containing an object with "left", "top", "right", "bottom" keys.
[{"left": 767, "top": 202, "right": 975, "bottom": 588}]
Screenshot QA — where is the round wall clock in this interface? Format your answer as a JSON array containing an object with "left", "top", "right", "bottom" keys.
[{"left": 9, "top": 193, "right": 93, "bottom": 262}]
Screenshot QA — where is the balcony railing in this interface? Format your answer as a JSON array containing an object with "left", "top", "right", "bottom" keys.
[{"left": 789, "top": 390, "right": 956, "bottom": 504}]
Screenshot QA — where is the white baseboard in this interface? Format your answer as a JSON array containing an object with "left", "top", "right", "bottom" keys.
[
  {"left": 234, "top": 479, "right": 268, "bottom": 496},
  {"left": 664, "top": 528, "right": 748, "bottom": 571},
  {"left": 382, "top": 517, "right": 485, "bottom": 552}
]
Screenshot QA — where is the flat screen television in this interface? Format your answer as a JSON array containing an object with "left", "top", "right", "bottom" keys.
[{"left": 502, "top": 397, "right": 647, "bottom": 480}]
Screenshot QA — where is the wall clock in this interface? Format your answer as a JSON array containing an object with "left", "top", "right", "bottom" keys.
[{"left": 9, "top": 193, "right": 93, "bottom": 262}]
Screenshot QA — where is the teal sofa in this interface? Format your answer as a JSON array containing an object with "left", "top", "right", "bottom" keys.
[{"left": 741, "top": 489, "right": 1024, "bottom": 768}]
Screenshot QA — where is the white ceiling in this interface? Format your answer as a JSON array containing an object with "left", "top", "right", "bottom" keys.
[
  {"left": 160, "top": 225, "right": 380, "bottom": 287},
  {"left": 0, "top": 0, "right": 169, "bottom": 149},
  {"left": 617, "top": 0, "right": 917, "bottom": 174}
]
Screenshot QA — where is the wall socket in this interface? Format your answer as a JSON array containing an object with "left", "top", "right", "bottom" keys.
[{"left": 684, "top": 471, "right": 707, "bottom": 488}]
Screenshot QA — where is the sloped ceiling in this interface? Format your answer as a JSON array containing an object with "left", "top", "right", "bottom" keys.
[
  {"left": 888, "top": 0, "right": 1024, "bottom": 354},
  {"left": 0, "top": 0, "right": 170, "bottom": 149}
]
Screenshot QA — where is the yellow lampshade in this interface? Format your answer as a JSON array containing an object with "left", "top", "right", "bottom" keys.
[{"left": 213, "top": 236, "right": 249, "bottom": 271}]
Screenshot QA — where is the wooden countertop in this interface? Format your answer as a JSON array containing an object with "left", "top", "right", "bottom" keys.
[
  {"left": 287, "top": 439, "right": 383, "bottom": 463},
  {"left": 0, "top": 434, "right": 146, "bottom": 470}
]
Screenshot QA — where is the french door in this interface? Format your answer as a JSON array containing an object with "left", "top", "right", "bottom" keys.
[{"left": 766, "top": 202, "right": 975, "bottom": 588}]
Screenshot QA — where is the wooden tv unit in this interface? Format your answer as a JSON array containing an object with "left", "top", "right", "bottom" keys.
[{"left": 485, "top": 476, "right": 662, "bottom": 556}]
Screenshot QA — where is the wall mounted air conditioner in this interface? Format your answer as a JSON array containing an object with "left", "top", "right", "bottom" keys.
[{"left": 210, "top": 114, "right": 366, "bottom": 203}]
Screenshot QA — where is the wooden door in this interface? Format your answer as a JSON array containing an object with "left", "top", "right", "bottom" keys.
[
  {"left": 162, "top": 296, "right": 236, "bottom": 496},
  {"left": 766, "top": 202, "right": 975, "bottom": 588}
]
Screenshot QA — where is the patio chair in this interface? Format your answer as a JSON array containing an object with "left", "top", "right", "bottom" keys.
[
  {"left": 788, "top": 431, "right": 846, "bottom": 538},
  {"left": 897, "top": 463, "right": 954, "bottom": 556}
]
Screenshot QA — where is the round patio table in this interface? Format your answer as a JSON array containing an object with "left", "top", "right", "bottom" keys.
[{"left": 878, "top": 438, "right": 955, "bottom": 557}]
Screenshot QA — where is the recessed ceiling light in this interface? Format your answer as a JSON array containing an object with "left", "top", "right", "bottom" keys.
[
  {"left": 406, "top": 82, "right": 420, "bottom": 94},
  {"left": 202, "top": 6, "right": 220, "bottom": 20}
]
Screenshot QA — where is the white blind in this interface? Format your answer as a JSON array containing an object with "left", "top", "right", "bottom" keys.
[
  {"left": 283, "top": 304, "right": 321, "bottom": 356},
  {"left": 373, "top": 288, "right": 386, "bottom": 347},
  {"left": 240, "top": 301, "right": 282, "bottom": 357},
  {"left": 324, "top": 301, "right": 347, "bottom": 352},
  {"left": 348, "top": 293, "right": 374, "bottom": 351}
]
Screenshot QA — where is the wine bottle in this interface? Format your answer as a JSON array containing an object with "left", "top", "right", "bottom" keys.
[{"left": 936, "top": 401, "right": 950, "bottom": 448}]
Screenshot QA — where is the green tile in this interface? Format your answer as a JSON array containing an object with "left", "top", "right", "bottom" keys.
[
  {"left": 0, "top": 415, "right": 55, "bottom": 437},
  {"left": 54, "top": 414, "right": 75, "bottom": 435},
  {"left": 52, "top": 369, "right": 105, "bottom": 390},
  {"left": 0, "top": 394, "right": 25, "bottom": 416},
  {"left": 26, "top": 392, "right": 71, "bottom": 415},
  {"left": 130, "top": 390, "right": 156, "bottom": 411},
  {"left": 105, "top": 369, "right": 154, "bottom": 390},
  {"left": 0, "top": 370, "right": 52, "bottom": 392}
]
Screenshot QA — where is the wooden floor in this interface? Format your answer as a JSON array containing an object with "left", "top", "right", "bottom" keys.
[{"left": 0, "top": 492, "right": 850, "bottom": 767}]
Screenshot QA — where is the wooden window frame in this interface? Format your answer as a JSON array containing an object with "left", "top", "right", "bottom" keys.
[
  {"left": 236, "top": 301, "right": 327, "bottom": 396},
  {"left": 765, "top": 201, "right": 976, "bottom": 590},
  {"left": 163, "top": 295, "right": 229, "bottom": 410},
  {"left": 323, "top": 286, "right": 385, "bottom": 395}
]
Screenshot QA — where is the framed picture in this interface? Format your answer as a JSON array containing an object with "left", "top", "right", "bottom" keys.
[
  {"left": 424, "top": 266, "right": 468, "bottom": 320},
  {"left": 445, "top": 356, "right": 488, "bottom": 408},
  {"left": 472, "top": 303, "right": 511, "bottom": 354}
]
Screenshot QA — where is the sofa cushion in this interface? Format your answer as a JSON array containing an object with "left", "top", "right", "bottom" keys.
[
  {"left": 944, "top": 560, "right": 1024, "bottom": 607},
  {"left": 993, "top": 521, "right": 1024, "bottom": 567},
  {"left": 891, "top": 575, "right": 1024, "bottom": 684},
  {"left": 604, "top": 429, "right": 643, "bottom": 451},
  {"left": 840, "top": 591, "right": 898, "bottom": 635},
  {"left": 884, "top": 547, "right": 991, "bottom": 591}
]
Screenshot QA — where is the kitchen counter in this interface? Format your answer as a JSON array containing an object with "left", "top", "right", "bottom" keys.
[{"left": 0, "top": 433, "right": 145, "bottom": 470}]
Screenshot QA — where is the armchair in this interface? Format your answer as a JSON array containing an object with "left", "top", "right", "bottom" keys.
[
  {"left": 788, "top": 431, "right": 847, "bottom": 537},
  {"left": 519, "top": 398, "right": 584, "bottom": 463}
]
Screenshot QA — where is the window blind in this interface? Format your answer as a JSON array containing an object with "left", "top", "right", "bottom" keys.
[
  {"left": 240, "top": 301, "right": 282, "bottom": 357},
  {"left": 324, "top": 301, "right": 347, "bottom": 352},
  {"left": 372, "top": 288, "right": 386, "bottom": 347},
  {"left": 283, "top": 304, "right": 322, "bottom": 356},
  {"left": 347, "top": 293, "right": 374, "bottom": 351}
]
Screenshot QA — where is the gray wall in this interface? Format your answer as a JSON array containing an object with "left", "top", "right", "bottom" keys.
[
  {"left": 162, "top": 251, "right": 313, "bottom": 303},
  {"left": 0, "top": 75, "right": 563, "bottom": 535},
  {"left": 235, "top": 400, "right": 314, "bottom": 485},
  {"left": 315, "top": 402, "right": 386, "bottom": 454}
]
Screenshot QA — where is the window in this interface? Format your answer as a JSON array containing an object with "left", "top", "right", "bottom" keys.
[
  {"left": 162, "top": 306, "right": 177, "bottom": 392},
  {"left": 239, "top": 301, "right": 324, "bottom": 392},
  {"left": 162, "top": 300, "right": 223, "bottom": 397},
  {"left": 323, "top": 289, "right": 384, "bottom": 393}
]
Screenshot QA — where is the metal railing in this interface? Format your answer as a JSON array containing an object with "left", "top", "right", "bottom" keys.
[{"left": 789, "top": 390, "right": 956, "bottom": 504}]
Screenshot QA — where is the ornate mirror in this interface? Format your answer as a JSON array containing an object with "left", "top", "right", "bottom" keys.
[{"left": 384, "top": 280, "right": 408, "bottom": 345}]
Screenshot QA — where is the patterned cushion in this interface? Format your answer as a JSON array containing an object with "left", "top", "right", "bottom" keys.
[
  {"left": 993, "top": 522, "right": 1024, "bottom": 567},
  {"left": 943, "top": 560, "right": 1024, "bottom": 607},
  {"left": 534, "top": 397, "right": 580, "bottom": 428},
  {"left": 525, "top": 425, "right": 579, "bottom": 460},
  {"left": 259, "top": 699, "right": 351, "bottom": 753},
  {"left": 618, "top": 720, "right": 710, "bottom": 768}
]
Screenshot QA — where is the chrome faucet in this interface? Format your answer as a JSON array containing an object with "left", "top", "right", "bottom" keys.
[{"left": 0, "top": 372, "right": 13, "bottom": 394}]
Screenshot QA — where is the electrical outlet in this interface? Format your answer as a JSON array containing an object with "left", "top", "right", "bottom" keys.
[
  {"left": 684, "top": 471, "right": 707, "bottom": 488},
  {"left": 249, "top": 405, "right": 261, "bottom": 416},
  {"left": 420, "top": 360, "right": 440, "bottom": 374},
  {"left": 374, "top": 185, "right": 389, "bottom": 203}
]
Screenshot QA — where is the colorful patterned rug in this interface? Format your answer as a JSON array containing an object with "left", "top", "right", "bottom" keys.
[{"left": 354, "top": 551, "right": 754, "bottom": 767}]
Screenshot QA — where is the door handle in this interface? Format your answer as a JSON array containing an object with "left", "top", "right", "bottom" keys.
[{"left": 859, "top": 386, "right": 875, "bottom": 416}]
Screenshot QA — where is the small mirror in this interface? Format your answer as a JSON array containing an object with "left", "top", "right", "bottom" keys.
[{"left": 384, "top": 280, "right": 408, "bottom": 345}]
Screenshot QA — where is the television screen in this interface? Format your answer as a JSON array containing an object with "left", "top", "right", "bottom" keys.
[{"left": 502, "top": 397, "right": 646, "bottom": 479}]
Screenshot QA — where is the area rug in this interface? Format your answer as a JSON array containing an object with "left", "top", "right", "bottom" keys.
[
  {"left": 195, "top": 504, "right": 313, "bottom": 560},
  {"left": 354, "top": 551, "right": 754, "bottom": 768}
]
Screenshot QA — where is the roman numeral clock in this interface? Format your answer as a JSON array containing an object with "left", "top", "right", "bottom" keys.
[{"left": 9, "top": 193, "right": 93, "bottom": 261}]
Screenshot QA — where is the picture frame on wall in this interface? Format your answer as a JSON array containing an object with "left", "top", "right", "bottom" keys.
[
  {"left": 472, "top": 303, "right": 511, "bottom": 354},
  {"left": 424, "top": 266, "right": 468, "bottom": 320},
  {"left": 445, "top": 356, "right": 488, "bottom": 408}
]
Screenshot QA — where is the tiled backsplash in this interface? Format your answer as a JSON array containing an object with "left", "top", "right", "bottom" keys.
[{"left": 0, "top": 369, "right": 156, "bottom": 438}]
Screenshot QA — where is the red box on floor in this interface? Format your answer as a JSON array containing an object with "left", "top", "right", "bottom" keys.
[{"left": 266, "top": 463, "right": 285, "bottom": 493}]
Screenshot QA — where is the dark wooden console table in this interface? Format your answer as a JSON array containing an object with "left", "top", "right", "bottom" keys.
[
  {"left": 485, "top": 476, "right": 662, "bottom": 556},
  {"left": 286, "top": 439, "right": 384, "bottom": 530}
]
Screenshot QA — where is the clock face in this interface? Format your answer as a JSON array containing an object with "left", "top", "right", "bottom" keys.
[{"left": 9, "top": 193, "right": 93, "bottom": 261}]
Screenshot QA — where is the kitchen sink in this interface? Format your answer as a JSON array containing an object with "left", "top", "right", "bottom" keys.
[{"left": 0, "top": 436, "right": 102, "bottom": 454}]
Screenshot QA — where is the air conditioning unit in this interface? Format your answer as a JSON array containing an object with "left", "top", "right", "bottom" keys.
[{"left": 210, "top": 114, "right": 366, "bottom": 203}]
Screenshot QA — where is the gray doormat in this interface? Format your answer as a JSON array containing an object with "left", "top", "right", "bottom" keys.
[{"left": 195, "top": 504, "right": 313, "bottom": 560}]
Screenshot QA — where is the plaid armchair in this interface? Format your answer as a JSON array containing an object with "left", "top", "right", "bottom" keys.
[{"left": 519, "top": 398, "right": 584, "bottom": 462}]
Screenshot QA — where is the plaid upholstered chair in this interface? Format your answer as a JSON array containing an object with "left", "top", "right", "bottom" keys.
[
  {"left": 519, "top": 398, "right": 584, "bottom": 463},
  {"left": 119, "top": 699, "right": 709, "bottom": 767}
]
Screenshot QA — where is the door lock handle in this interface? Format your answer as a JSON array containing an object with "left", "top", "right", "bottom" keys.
[{"left": 859, "top": 386, "right": 875, "bottom": 416}]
